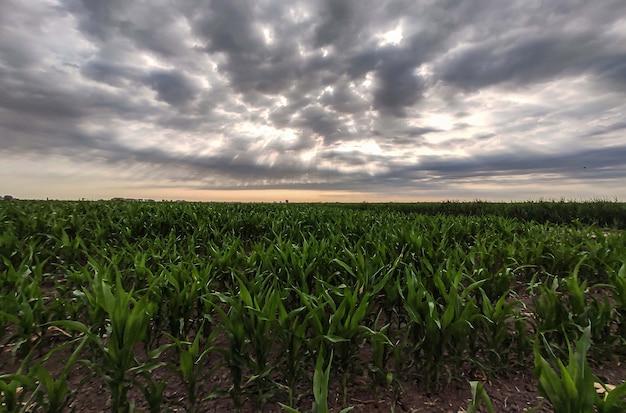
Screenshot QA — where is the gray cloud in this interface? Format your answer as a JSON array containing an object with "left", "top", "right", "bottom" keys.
[
  {"left": 81, "top": 60, "right": 141, "bottom": 87},
  {"left": 373, "top": 59, "right": 424, "bottom": 116},
  {"left": 144, "top": 70, "right": 198, "bottom": 107},
  {"left": 1, "top": 0, "right": 626, "bottom": 200},
  {"left": 438, "top": 33, "right": 603, "bottom": 90}
]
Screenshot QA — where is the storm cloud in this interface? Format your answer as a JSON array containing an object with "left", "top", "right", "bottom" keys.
[{"left": 1, "top": 0, "right": 625, "bottom": 201}]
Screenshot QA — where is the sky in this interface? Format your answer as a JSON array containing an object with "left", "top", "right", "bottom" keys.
[{"left": 1, "top": 0, "right": 626, "bottom": 202}]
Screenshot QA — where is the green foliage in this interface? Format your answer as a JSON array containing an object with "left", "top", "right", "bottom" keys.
[
  {"left": 0, "top": 372, "right": 35, "bottom": 413},
  {"left": 312, "top": 348, "right": 333, "bottom": 413},
  {"left": 1, "top": 200, "right": 625, "bottom": 412},
  {"left": 534, "top": 325, "right": 597, "bottom": 413},
  {"left": 466, "top": 381, "right": 495, "bottom": 413},
  {"left": 596, "top": 381, "right": 626, "bottom": 413},
  {"left": 534, "top": 325, "right": 626, "bottom": 413}
]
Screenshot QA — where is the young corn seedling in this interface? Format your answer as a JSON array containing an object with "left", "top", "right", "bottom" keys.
[
  {"left": 161, "top": 263, "right": 207, "bottom": 338},
  {"left": 401, "top": 265, "right": 482, "bottom": 391},
  {"left": 56, "top": 273, "right": 165, "bottom": 413},
  {"left": 328, "top": 254, "right": 399, "bottom": 402},
  {"left": 533, "top": 325, "right": 596, "bottom": 413},
  {"left": 542, "top": 256, "right": 614, "bottom": 355},
  {"left": 135, "top": 376, "right": 168, "bottom": 413},
  {"left": 30, "top": 364, "right": 75, "bottom": 413},
  {"left": 0, "top": 294, "right": 19, "bottom": 358},
  {"left": 278, "top": 349, "right": 353, "bottom": 413},
  {"left": 465, "top": 380, "right": 495, "bottom": 413},
  {"left": 368, "top": 310, "right": 393, "bottom": 388},
  {"left": 275, "top": 292, "right": 310, "bottom": 408},
  {"left": 209, "top": 291, "right": 251, "bottom": 411},
  {"left": 166, "top": 326, "right": 225, "bottom": 413},
  {"left": 533, "top": 276, "right": 572, "bottom": 351},
  {"left": 0, "top": 366, "right": 35, "bottom": 413},
  {"left": 319, "top": 281, "right": 366, "bottom": 407},
  {"left": 312, "top": 347, "right": 332, "bottom": 413},
  {"left": 611, "top": 261, "right": 626, "bottom": 343},
  {"left": 29, "top": 334, "right": 91, "bottom": 413},
  {"left": 293, "top": 288, "right": 332, "bottom": 397},
  {"left": 477, "top": 288, "right": 522, "bottom": 371},
  {"left": 311, "top": 348, "right": 353, "bottom": 413},
  {"left": 1, "top": 263, "right": 48, "bottom": 358},
  {"left": 224, "top": 269, "right": 285, "bottom": 408},
  {"left": 595, "top": 381, "right": 626, "bottom": 413}
]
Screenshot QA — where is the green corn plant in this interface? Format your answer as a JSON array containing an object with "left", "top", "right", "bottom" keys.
[
  {"left": 29, "top": 365, "right": 74, "bottom": 413},
  {"left": 29, "top": 334, "right": 91, "bottom": 413},
  {"left": 134, "top": 375, "right": 167, "bottom": 413},
  {"left": 234, "top": 271, "right": 283, "bottom": 407},
  {"left": 465, "top": 381, "right": 495, "bottom": 413},
  {"left": 71, "top": 255, "right": 122, "bottom": 336},
  {"left": 533, "top": 325, "right": 597, "bottom": 413},
  {"left": 312, "top": 348, "right": 333, "bottom": 413},
  {"left": 367, "top": 309, "right": 393, "bottom": 388},
  {"left": 208, "top": 293, "right": 249, "bottom": 411},
  {"left": 0, "top": 339, "right": 35, "bottom": 411},
  {"left": 564, "top": 258, "right": 590, "bottom": 324},
  {"left": 54, "top": 272, "right": 164, "bottom": 413},
  {"left": 580, "top": 292, "right": 613, "bottom": 355},
  {"left": 318, "top": 281, "right": 363, "bottom": 407},
  {"left": 0, "top": 371, "right": 35, "bottom": 413},
  {"left": 131, "top": 256, "right": 166, "bottom": 349},
  {"left": 326, "top": 254, "right": 399, "bottom": 405},
  {"left": 534, "top": 323, "right": 626, "bottom": 412},
  {"left": 0, "top": 255, "right": 49, "bottom": 357},
  {"left": 278, "top": 349, "right": 353, "bottom": 413},
  {"left": 0, "top": 377, "right": 32, "bottom": 413},
  {"left": 477, "top": 288, "right": 524, "bottom": 370},
  {"left": 401, "top": 265, "right": 482, "bottom": 391},
  {"left": 224, "top": 268, "right": 289, "bottom": 407},
  {"left": 275, "top": 293, "right": 310, "bottom": 408},
  {"left": 596, "top": 381, "right": 626, "bottom": 413},
  {"left": 293, "top": 288, "right": 331, "bottom": 392},
  {"left": 611, "top": 261, "right": 626, "bottom": 342},
  {"left": 160, "top": 263, "right": 208, "bottom": 338},
  {"left": 166, "top": 326, "right": 225, "bottom": 413},
  {"left": 533, "top": 276, "right": 572, "bottom": 350},
  {"left": 539, "top": 256, "right": 615, "bottom": 355},
  {"left": 11, "top": 284, "right": 44, "bottom": 358},
  {"left": 0, "top": 295, "right": 19, "bottom": 357}
]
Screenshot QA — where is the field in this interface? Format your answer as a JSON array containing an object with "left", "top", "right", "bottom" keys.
[{"left": 1, "top": 200, "right": 626, "bottom": 412}]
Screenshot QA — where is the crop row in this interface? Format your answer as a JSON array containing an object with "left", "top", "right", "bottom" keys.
[
  {"left": 344, "top": 199, "right": 626, "bottom": 229},
  {"left": 1, "top": 201, "right": 626, "bottom": 412}
]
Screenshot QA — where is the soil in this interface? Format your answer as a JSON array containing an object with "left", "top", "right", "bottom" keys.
[
  {"left": 2, "top": 330, "right": 625, "bottom": 413},
  {"left": 2, "top": 276, "right": 625, "bottom": 412}
]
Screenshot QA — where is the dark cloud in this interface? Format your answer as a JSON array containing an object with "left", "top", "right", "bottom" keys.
[
  {"left": 296, "top": 105, "right": 343, "bottom": 143},
  {"left": 404, "top": 127, "right": 440, "bottom": 137},
  {"left": 592, "top": 54, "right": 626, "bottom": 89},
  {"left": 373, "top": 59, "right": 424, "bottom": 116},
  {"left": 144, "top": 70, "right": 198, "bottom": 106},
  {"left": 81, "top": 60, "right": 140, "bottom": 87},
  {"left": 319, "top": 83, "right": 369, "bottom": 113},
  {"left": 64, "top": 0, "right": 129, "bottom": 41},
  {"left": 313, "top": 0, "right": 354, "bottom": 48},
  {"left": 390, "top": 145, "right": 626, "bottom": 183},
  {"left": 439, "top": 33, "right": 598, "bottom": 89}
]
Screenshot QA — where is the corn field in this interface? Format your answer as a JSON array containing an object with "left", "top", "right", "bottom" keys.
[{"left": 1, "top": 200, "right": 626, "bottom": 412}]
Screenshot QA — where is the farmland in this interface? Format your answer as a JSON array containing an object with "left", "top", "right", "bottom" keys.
[{"left": 1, "top": 200, "right": 626, "bottom": 412}]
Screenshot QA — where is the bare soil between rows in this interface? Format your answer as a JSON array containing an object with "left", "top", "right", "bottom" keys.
[
  {"left": 3, "top": 332, "right": 625, "bottom": 413},
  {"left": 3, "top": 276, "right": 625, "bottom": 412}
]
